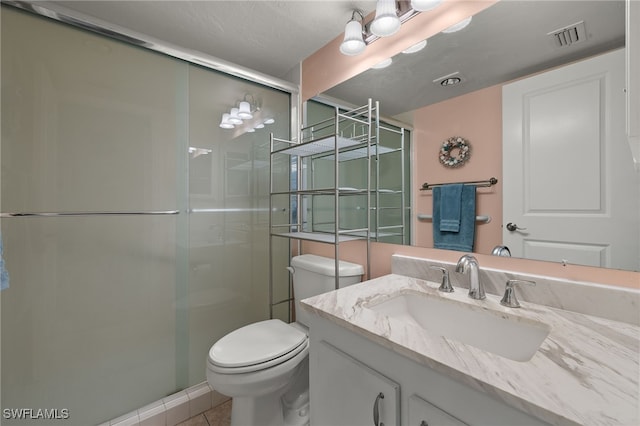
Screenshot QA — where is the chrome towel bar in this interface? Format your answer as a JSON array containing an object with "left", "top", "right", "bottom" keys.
[
  {"left": 417, "top": 213, "right": 491, "bottom": 223},
  {"left": 420, "top": 177, "right": 498, "bottom": 191},
  {"left": 0, "top": 210, "right": 180, "bottom": 218}
]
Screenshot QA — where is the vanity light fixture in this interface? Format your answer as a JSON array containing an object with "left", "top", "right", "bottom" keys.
[
  {"left": 219, "top": 95, "right": 270, "bottom": 133},
  {"left": 339, "top": 1, "right": 442, "bottom": 56},
  {"left": 228, "top": 108, "right": 243, "bottom": 125},
  {"left": 372, "top": 58, "right": 393, "bottom": 69},
  {"left": 219, "top": 113, "right": 234, "bottom": 129},
  {"left": 370, "top": 0, "right": 401, "bottom": 37},
  {"left": 340, "top": 10, "right": 366, "bottom": 56},
  {"left": 411, "top": 0, "right": 442, "bottom": 12},
  {"left": 441, "top": 16, "right": 472, "bottom": 33},
  {"left": 402, "top": 39, "right": 427, "bottom": 54},
  {"left": 237, "top": 101, "right": 253, "bottom": 120}
]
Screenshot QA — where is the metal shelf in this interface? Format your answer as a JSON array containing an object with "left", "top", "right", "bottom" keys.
[
  {"left": 271, "top": 231, "right": 364, "bottom": 243},
  {"left": 273, "top": 135, "right": 362, "bottom": 157}
]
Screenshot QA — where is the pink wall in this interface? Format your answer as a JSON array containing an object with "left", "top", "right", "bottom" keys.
[
  {"left": 303, "top": 240, "right": 640, "bottom": 290},
  {"left": 413, "top": 84, "right": 502, "bottom": 254}
]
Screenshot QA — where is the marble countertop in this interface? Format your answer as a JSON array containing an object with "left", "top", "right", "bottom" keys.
[{"left": 300, "top": 274, "right": 640, "bottom": 426}]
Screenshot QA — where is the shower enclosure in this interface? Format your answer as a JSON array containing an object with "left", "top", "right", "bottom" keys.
[{"left": 1, "top": 6, "right": 293, "bottom": 425}]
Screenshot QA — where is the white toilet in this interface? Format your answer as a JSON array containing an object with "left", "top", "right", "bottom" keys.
[{"left": 206, "top": 254, "right": 363, "bottom": 426}]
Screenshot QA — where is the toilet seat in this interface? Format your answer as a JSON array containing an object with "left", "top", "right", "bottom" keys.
[{"left": 208, "top": 319, "right": 308, "bottom": 374}]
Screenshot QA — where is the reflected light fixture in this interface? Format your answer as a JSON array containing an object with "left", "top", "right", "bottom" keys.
[
  {"left": 237, "top": 101, "right": 253, "bottom": 119},
  {"left": 370, "top": 0, "right": 401, "bottom": 37},
  {"left": 264, "top": 118, "right": 275, "bottom": 125},
  {"left": 402, "top": 39, "right": 427, "bottom": 54},
  {"left": 228, "top": 108, "right": 243, "bottom": 125},
  {"left": 339, "top": 1, "right": 443, "bottom": 56},
  {"left": 340, "top": 10, "right": 366, "bottom": 56},
  {"left": 442, "top": 16, "right": 472, "bottom": 33},
  {"left": 411, "top": 0, "right": 442, "bottom": 12},
  {"left": 372, "top": 58, "right": 393, "bottom": 69},
  {"left": 219, "top": 113, "right": 234, "bottom": 129}
]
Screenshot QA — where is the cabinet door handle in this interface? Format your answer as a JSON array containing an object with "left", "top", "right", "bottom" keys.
[{"left": 373, "top": 392, "right": 384, "bottom": 426}]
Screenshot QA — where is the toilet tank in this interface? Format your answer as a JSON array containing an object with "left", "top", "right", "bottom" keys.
[{"left": 290, "top": 254, "right": 363, "bottom": 317}]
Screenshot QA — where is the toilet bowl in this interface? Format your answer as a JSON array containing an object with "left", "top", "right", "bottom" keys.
[
  {"left": 206, "top": 255, "right": 363, "bottom": 426},
  {"left": 207, "top": 320, "right": 310, "bottom": 426}
]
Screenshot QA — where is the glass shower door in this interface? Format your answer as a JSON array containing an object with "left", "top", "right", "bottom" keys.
[
  {"left": 1, "top": 9, "right": 185, "bottom": 424},
  {"left": 1, "top": 7, "right": 292, "bottom": 425}
]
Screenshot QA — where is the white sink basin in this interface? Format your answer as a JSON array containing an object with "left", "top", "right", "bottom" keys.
[{"left": 365, "top": 290, "right": 550, "bottom": 362}]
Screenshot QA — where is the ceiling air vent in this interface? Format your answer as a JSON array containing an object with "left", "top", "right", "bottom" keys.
[{"left": 548, "top": 21, "right": 587, "bottom": 47}]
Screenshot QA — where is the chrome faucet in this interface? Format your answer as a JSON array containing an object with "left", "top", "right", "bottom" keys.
[{"left": 455, "top": 254, "right": 485, "bottom": 300}]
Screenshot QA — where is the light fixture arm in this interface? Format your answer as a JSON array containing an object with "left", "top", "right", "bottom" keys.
[{"left": 350, "top": 9, "right": 365, "bottom": 23}]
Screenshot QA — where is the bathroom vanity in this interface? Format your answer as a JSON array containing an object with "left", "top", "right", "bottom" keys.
[{"left": 299, "top": 255, "right": 640, "bottom": 426}]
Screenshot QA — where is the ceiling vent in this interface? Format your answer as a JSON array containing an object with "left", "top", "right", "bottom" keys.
[{"left": 548, "top": 21, "right": 587, "bottom": 47}]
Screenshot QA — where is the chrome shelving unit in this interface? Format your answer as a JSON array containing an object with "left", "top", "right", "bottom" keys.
[{"left": 268, "top": 99, "right": 378, "bottom": 319}]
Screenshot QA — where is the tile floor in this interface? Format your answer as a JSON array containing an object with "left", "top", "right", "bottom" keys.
[{"left": 177, "top": 400, "right": 231, "bottom": 426}]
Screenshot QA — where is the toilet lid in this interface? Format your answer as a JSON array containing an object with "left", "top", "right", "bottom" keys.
[{"left": 209, "top": 319, "right": 307, "bottom": 368}]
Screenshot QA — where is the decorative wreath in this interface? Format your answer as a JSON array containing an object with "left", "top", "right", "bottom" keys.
[{"left": 439, "top": 136, "right": 471, "bottom": 168}]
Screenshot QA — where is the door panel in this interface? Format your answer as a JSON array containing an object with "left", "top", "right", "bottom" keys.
[
  {"left": 503, "top": 49, "right": 639, "bottom": 270},
  {"left": 312, "top": 341, "right": 399, "bottom": 426}
]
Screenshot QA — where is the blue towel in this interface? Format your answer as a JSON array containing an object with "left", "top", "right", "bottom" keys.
[
  {"left": 1, "top": 232, "right": 9, "bottom": 291},
  {"left": 433, "top": 185, "right": 476, "bottom": 252},
  {"left": 439, "top": 184, "right": 463, "bottom": 232}
]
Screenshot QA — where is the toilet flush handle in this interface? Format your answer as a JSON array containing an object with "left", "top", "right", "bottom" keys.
[{"left": 286, "top": 266, "right": 295, "bottom": 274}]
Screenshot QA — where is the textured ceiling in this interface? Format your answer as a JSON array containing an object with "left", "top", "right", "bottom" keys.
[
  {"left": 325, "top": 0, "right": 625, "bottom": 117},
  {"left": 51, "top": 0, "right": 377, "bottom": 79},
  {"left": 34, "top": 1, "right": 626, "bottom": 119}
]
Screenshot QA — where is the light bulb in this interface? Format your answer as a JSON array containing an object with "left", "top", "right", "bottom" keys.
[
  {"left": 402, "top": 39, "right": 427, "bottom": 54},
  {"left": 228, "top": 108, "right": 243, "bottom": 125},
  {"left": 442, "top": 16, "right": 472, "bottom": 33},
  {"left": 411, "top": 0, "right": 442, "bottom": 12},
  {"left": 372, "top": 58, "right": 393, "bottom": 69},
  {"left": 264, "top": 118, "right": 275, "bottom": 125},
  {"left": 237, "top": 101, "right": 253, "bottom": 119},
  {"left": 340, "top": 19, "right": 366, "bottom": 56},
  {"left": 370, "top": 0, "right": 401, "bottom": 37},
  {"left": 219, "top": 113, "right": 234, "bottom": 129}
]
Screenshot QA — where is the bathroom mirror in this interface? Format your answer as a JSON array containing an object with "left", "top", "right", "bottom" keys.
[{"left": 320, "top": 0, "right": 638, "bottom": 271}]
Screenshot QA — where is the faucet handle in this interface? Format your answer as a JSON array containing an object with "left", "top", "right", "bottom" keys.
[
  {"left": 430, "top": 266, "right": 454, "bottom": 293},
  {"left": 500, "top": 279, "right": 536, "bottom": 308}
]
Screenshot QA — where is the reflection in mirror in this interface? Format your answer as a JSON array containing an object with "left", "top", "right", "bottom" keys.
[
  {"left": 304, "top": 100, "right": 412, "bottom": 245},
  {"left": 320, "top": 1, "right": 639, "bottom": 272}
]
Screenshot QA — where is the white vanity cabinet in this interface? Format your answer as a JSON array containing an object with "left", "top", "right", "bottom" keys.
[
  {"left": 307, "top": 313, "right": 550, "bottom": 426},
  {"left": 313, "top": 341, "right": 399, "bottom": 426}
]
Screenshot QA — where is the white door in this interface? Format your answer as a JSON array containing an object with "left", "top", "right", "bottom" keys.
[{"left": 503, "top": 49, "right": 639, "bottom": 270}]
